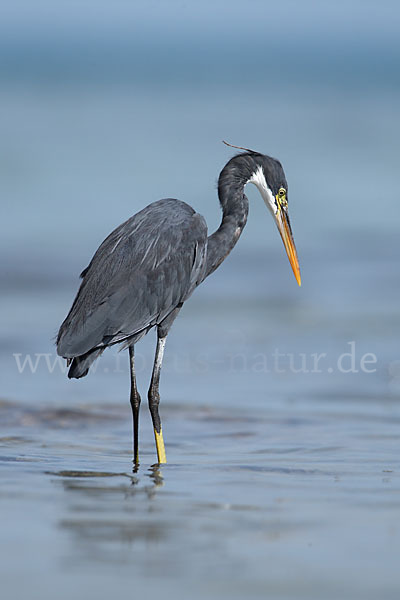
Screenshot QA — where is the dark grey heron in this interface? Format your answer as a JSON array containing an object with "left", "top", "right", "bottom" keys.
[{"left": 57, "top": 142, "right": 301, "bottom": 465}]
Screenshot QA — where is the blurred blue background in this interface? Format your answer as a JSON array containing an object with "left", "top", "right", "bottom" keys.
[
  {"left": 1, "top": 2, "right": 400, "bottom": 599},
  {"left": 1, "top": 0, "right": 399, "bottom": 404}
]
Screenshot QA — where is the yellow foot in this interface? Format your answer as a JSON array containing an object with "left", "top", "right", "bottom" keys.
[{"left": 154, "top": 428, "right": 167, "bottom": 464}]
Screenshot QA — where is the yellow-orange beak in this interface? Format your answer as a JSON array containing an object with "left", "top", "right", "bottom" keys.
[{"left": 275, "top": 208, "right": 301, "bottom": 286}]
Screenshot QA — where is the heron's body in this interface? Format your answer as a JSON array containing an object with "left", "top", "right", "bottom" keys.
[
  {"left": 57, "top": 147, "right": 300, "bottom": 464},
  {"left": 57, "top": 199, "right": 208, "bottom": 377}
]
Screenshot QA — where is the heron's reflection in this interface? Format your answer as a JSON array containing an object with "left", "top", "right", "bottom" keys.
[
  {"left": 49, "top": 462, "right": 169, "bottom": 556},
  {"left": 132, "top": 460, "right": 163, "bottom": 485},
  {"left": 147, "top": 463, "right": 164, "bottom": 487},
  {"left": 50, "top": 460, "right": 165, "bottom": 496}
]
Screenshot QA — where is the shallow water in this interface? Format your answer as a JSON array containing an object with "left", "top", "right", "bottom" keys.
[
  {"left": 1, "top": 391, "right": 400, "bottom": 600},
  {"left": 2, "top": 126, "right": 400, "bottom": 597},
  {"left": 2, "top": 2, "right": 400, "bottom": 597},
  {"left": 2, "top": 126, "right": 400, "bottom": 598}
]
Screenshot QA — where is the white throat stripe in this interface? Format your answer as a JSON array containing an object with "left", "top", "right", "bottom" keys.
[{"left": 247, "top": 165, "right": 277, "bottom": 215}]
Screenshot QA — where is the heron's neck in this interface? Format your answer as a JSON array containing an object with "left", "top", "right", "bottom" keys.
[{"left": 205, "top": 177, "right": 249, "bottom": 278}]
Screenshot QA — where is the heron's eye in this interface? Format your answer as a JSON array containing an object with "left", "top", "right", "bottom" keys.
[{"left": 276, "top": 187, "right": 287, "bottom": 208}]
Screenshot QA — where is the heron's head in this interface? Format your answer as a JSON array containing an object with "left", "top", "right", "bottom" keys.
[
  {"left": 221, "top": 145, "right": 301, "bottom": 286},
  {"left": 247, "top": 152, "right": 301, "bottom": 286}
]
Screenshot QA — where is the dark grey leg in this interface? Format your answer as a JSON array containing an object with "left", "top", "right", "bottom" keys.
[
  {"left": 148, "top": 334, "right": 167, "bottom": 463},
  {"left": 129, "top": 345, "right": 141, "bottom": 465}
]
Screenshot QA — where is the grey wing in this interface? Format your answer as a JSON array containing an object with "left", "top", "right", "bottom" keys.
[{"left": 57, "top": 199, "right": 208, "bottom": 357}]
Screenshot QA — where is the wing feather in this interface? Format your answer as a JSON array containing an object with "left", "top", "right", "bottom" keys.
[{"left": 57, "top": 199, "right": 207, "bottom": 357}]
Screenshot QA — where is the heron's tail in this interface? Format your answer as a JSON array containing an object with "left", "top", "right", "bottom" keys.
[{"left": 67, "top": 348, "right": 104, "bottom": 379}]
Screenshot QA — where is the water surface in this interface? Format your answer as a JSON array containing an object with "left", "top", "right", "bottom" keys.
[{"left": 1, "top": 2, "right": 400, "bottom": 597}]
